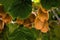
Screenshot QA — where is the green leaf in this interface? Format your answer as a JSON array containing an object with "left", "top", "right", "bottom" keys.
[
  {"left": 9, "top": 0, "right": 32, "bottom": 19},
  {"left": 2, "top": 25, "right": 9, "bottom": 40},
  {"left": 54, "top": 25, "right": 60, "bottom": 39},
  {"left": 40, "top": 0, "right": 60, "bottom": 10},
  {"left": 41, "top": 33, "right": 49, "bottom": 40},
  {"left": 49, "top": 21, "right": 60, "bottom": 40},
  {"left": 49, "top": 29, "right": 57, "bottom": 40},
  {"left": 6, "top": 23, "right": 19, "bottom": 34},
  {"left": 0, "top": 0, "right": 14, "bottom": 11},
  {"left": 8, "top": 26, "right": 38, "bottom": 40},
  {"left": 0, "top": 0, "right": 32, "bottom": 19}
]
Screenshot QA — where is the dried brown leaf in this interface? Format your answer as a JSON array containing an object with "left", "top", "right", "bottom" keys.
[
  {"left": 41, "top": 22, "right": 50, "bottom": 33},
  {"left": 23, "top": 14, "right": 36, "bottom": 28},
  {"left": 16, "top": 18, "right": 24, "bottom": 25},
  {"left": 34, "top": 17, "right": 44, "bottom": 30},
  {"left": 34, "top": 5, "right": 49, "bottom": 33},
  {"left": 37, "top": 5, "right": 49, "bottom": 22},
  {"left": 2, "top": 14, "right": 12, "bottom": 23}
]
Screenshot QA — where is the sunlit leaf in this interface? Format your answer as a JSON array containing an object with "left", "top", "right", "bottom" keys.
[
  {"left": 7, "top": 23, "right": 19, "bottom": 34},
  {"left": 32, "top": 0, "right": 40, "bottom": 3}
]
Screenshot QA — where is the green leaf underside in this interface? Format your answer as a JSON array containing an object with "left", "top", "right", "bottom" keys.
[
  {"left": 8, "top": 26, "right": 40, "bottom": 40},
  {"left": 40, "top": 0, "right": 60, "bottom": 10}
]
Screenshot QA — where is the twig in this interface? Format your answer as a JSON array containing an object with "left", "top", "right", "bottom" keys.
[{"left": 52, "top": 9, "right": 60, "bottom": 22}]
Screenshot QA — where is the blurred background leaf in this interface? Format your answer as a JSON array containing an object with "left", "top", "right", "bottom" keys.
[{"left": 40, "top": 0, "right": 60, "bottom": 10}]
